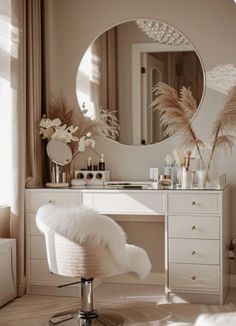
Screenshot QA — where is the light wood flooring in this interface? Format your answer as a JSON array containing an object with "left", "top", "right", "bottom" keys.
[{"left": 0, "top": 284, "right": 236, "bottom": 326}]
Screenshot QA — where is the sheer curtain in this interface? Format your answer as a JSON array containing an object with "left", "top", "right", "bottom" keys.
[
  {"left": 0, "top": 0, "right": 46, "bottom": 296},
  {"left": 0, "top": 0, "right": 13, "bottom": 206}
]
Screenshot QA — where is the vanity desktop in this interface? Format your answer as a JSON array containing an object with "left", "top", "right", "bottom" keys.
[{"left": 25, "top": 185, "right": 230, "bottom": 304}]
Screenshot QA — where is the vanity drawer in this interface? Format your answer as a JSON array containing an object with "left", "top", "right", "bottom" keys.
[
  {"left": 169, "top": 263, "right": 219, "bottom": 292},
  {"left": 168, "top": 193, "right": 221, "bottom": 214},
  {"left": 168, "top": 239, "right": 219, "bottom": 264},
  {"left": 168, "top": 215, "right": 219, "bottom": 239},
  {"left": 82, "top": 191, "right": 165, "bottom": 214},
  {"left": 26, "top": 191, "right": 79, "bottom": 211}
]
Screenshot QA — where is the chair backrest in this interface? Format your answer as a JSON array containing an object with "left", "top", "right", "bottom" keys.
[
  {"left": 36, "top": 204, "right": 151, "bottom": 279},
  {"left": 44, "top": 231, "right": 124, "bottom": 278}
]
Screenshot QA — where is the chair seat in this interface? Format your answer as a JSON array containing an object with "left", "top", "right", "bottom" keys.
[{"left": 48, "top": 233, "right": 125, "bottom": 278}]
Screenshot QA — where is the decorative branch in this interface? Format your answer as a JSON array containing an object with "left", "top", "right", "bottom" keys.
[{"left": 97, "top": 108, "right": 120, "bottom": 141}]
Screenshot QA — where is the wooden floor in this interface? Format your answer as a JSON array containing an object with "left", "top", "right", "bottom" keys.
[{"left": 0, "top": 284, "right": 236, "bottom": 326}]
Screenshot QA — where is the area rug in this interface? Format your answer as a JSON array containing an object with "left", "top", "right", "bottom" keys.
[{"left": 97, "top": 301, "right": 236, "bottom": 325}]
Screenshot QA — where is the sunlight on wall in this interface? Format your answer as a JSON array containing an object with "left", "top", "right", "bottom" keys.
[
  {"left": 0, "top": 77, "right": 12, "bottom": 205},
  {"left": 76, "top": 45, "right": 101, "bottom": 119}
]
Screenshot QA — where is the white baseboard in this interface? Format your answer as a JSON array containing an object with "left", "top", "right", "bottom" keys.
[{"left": 103, "top": 272, "right": 164, "bottom": 285}]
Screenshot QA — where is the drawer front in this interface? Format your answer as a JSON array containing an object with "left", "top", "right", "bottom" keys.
[
  {"left": 26, "top": 191, "right": 79, "bottom": 211},
  {"left": 29, "top": 259, "right": 76, "bottom": 284},
  {"left": 168, "top": 193, "right": 220, "bottom": 213},
  {"left": 169, "top": 263, "right": 219, "bottom": 292},
  {"left": 168, "top": 239, "right": 219, "bottom": 264},
  {"left": 82, "top": 192, "right": 165, "bottom": 214},
  {"left": 30, "top": 236, "right": 47, "bottom": 259},
  {"left": 168, "top": 215, "right": 219, "bottom": 239}
]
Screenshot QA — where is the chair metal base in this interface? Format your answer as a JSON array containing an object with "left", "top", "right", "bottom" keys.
[{"left": 48, "top": 309, "right": 125, "bottom": 326}]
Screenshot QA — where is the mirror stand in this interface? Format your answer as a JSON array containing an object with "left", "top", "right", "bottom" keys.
[
  {"left": 46, "top": 139, "right": 73, "bottom": 188},
  {"left": 46, "top": 161, "right": 70, "bottom": 188}
]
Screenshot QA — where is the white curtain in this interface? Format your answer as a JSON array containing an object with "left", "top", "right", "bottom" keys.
[
  {"left": 0, "top": 0, "right": 13, "bottom": 206},
  {"left": 0, "top": 0, "right": 46, "bottom": 296}
]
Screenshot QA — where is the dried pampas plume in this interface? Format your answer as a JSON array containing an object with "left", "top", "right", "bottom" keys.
[
  {"left": 206, "top": 85, "right": 236, "bottom": 177},
  {"left": 48, "top": 94, "right": 120, "bottom": 145},
  {"left": 48, "top": 94, "right": 74, "bottom": 126},
  {"left": 98, "top": 109, "right": 120, "bottom": 141},
  {"left": 151, "top": 82, "right": 204, "bottom": 163}
]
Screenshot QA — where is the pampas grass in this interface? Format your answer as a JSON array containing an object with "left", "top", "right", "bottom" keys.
[
  {"left": 151, "top": 82, "right": 236, "bottom": 186},
  {"left": 151, "top": 82, "right": 204, "bottom": 164},
  {"left": 205, "top": 85, "right": 236, "bottom": 179},
  {"left": 48, "top": 94, "right": 120, "bottom": 148},
  {"left": 98, "top": 109, "right": 120, "bottom": 141}
]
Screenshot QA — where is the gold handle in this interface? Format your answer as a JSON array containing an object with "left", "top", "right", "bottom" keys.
[
  {"left": 192, "top": 201, "right": 197, "bottom": 206},
  {"left": 192, "top": 226, "right": 196, "bottom": 230},
  {"left": 192, "top": 250, "right": 196, "bottom": 255},
  {"left": 191, "top": 276, "right": 197, "bottom": 280},
  {"left": 48, "top": 199, "right": 55, "bottom": 204}
]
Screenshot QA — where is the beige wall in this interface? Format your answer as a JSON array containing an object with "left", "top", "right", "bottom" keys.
[{"left": 45, "top": 0, "right": 236, "bottom": 273}]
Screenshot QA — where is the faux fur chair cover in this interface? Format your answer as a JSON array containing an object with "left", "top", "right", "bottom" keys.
[{"left": 36, "top": 204, "right": 152, "bottom": 279}]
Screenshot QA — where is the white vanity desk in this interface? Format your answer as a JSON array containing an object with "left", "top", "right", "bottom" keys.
[{"left": 25, "top": 186, "right": 230, "bottom": 304}]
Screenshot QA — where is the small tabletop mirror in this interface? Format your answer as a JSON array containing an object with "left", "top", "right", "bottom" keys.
[
  {"left": 46, "top": 139, "right": 73, "bottom": 166},
  {"left": 46, "top": 140, "right": 73, "bottom": 188}
]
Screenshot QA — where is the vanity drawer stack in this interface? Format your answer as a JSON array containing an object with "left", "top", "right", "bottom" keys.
[
  {"left": 167, "top": 189, "right": 230, "bottom": 304},
  {"left": 25, "top": 189, "right": 80, "bottom": 296}
]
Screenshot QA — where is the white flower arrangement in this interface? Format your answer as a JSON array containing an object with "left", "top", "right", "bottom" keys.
[{"left": 39, "top": 115, "right": 96, "bottom": 154}]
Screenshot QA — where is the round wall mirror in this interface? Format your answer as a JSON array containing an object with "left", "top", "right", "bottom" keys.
[{"left": 76, "top": 19, "right": 205, "bottom": 146}]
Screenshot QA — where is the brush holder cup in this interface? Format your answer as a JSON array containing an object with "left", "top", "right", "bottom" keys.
[{"left": 71, "top": 170, "right": 110, "bottom": 187}]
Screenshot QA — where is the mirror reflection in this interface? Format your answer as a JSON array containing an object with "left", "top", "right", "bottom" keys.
[{"left": 76, "top": 19, "right": 204, "bottom": 146}]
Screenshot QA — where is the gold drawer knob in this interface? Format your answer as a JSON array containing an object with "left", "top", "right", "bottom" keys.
[
  {"left": 191, "top": 276, "right": 197, "bottom": 280},
  {"left": 48, "top": 199, "right": 55, "bottom": 204},
  {"left": 192, "top": 201, "right": 197, "bottom": 206},
  {"left": 192, "top": 250, "right": 197, "bottom": 255},
  {"left": 192, "top": 226, "right": 196, "bottom": 230}
]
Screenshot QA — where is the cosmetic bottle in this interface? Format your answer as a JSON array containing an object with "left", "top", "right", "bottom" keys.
[
  {"left": 98, "top": 154, "right": 105, "bottom": 171},
  {"left": 149, "top": 167, "right": 159, "bottom": 189},
  {"left": 87, "top": 157, "right": 92, "bottom": 170},
  {"left": 182, "top": 167, "right": 191, "bottom": 189},
  {"left": 164, "top": 154, "right": 174, "bottom": 184}
]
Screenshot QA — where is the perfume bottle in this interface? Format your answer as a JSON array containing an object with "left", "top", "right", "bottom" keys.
[
  {"left": 87, "top": 157, "right": 92, "bottom": 170},
  {"left": 98, "top": 154, "right": 105, "bottom": 171}
]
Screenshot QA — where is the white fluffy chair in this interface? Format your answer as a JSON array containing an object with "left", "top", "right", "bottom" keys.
[{"left": 36, "top": 204, "right": 151, "bottom": 326}]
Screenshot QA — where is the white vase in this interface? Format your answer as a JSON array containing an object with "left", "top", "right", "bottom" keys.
[
  {"left": 181, "top": 168, "right": 191, "bottom": 189},
  {"left": 196, "top": 169, "right": 206, "bottom": 188}
]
